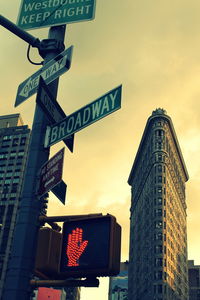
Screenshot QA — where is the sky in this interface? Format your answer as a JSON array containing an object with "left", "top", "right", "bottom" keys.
[{"left": 1, "top": 0, "right": 200, "bottom": 299}]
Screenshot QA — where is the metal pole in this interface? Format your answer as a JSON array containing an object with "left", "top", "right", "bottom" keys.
[
  {"left": 39, "top": 213, "right": 103, "bottom": 223},
  {"left": 0, "top": 15, "right": 40, "bottom": 47},
  {"left": 2, "top": 25, "right": 66, "bottom": 300},
  {"left": 30, "top": 278, "right": 99, "bottom": 288}
]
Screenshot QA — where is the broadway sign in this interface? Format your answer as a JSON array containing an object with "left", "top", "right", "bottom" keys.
[
  {"left": 44, "top": 85, "right": 122, "bottom": 148},
  {"left": 17, "top": 0, "right": 96, "bottom": 30}
]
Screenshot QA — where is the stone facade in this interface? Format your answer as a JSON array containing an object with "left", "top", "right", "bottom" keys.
[
  {"left": 128, "top": 109, "right": 189, "bottom": 300},
  {"left": 188, "top": 260, "right": 200, "bottom": 300}
]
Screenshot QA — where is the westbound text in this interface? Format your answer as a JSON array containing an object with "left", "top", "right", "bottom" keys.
[{"left": 18, "top": 0, "right": 95, "bottom": 29}]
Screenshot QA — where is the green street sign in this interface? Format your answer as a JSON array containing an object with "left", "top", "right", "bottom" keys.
[
  {"left": 17, "top": 0, "right": 96, "bottom": 30},
  {"left": 44, "top": 85, "right": 122, "bottom": 148}
]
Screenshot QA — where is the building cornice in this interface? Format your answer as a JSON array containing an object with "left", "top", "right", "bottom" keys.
[{"left": 128, "top": 109, "right": 189, "bottom": 185}]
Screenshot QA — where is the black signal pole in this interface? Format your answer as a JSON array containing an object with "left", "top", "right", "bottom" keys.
[
  {"left": 0, "top": 15, "right": 40, "bottom": 47},
  {"left": 1, "top": 16, "right": 67, "bottom": 300}
]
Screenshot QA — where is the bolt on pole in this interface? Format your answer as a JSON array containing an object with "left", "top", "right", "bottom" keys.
[{"left": 2, "top": 24, "right": 66, "bottom": 300}]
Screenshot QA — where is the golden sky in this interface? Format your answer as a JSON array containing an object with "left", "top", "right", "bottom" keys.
[{"left": 1, "top": 0, "right": 200, "bottom": 299}]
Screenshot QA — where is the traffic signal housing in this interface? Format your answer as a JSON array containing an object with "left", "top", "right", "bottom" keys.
[
  {"left": 59, "top": 214, "right": 121, "bottom": 278},
  {"left": 35, "top": 227, "right": 61, "bottom": 278}
]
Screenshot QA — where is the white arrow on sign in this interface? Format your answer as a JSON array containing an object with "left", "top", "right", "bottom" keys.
[
  {"left": 15, "top": 45, "right": 73, "bottom": 107},
  {"left": 19, "top": 77, "right": 32, "bottom": 98},
  {"left": 44, "top": 176, "right": 55, "bottom": 188},
  {"left": 19, "top": 55, "right": 68, "bottom": 98}
]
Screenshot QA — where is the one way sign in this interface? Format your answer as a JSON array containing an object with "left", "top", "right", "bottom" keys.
[{"left": 15, "top": 45, "right": 73, "bottom": 107}]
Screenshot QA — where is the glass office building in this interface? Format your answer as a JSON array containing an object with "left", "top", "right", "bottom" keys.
[{"left": 0, "top": 114, "right": 30, "bottom": 299}]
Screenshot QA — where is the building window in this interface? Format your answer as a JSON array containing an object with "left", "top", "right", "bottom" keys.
[
  {"left": 13, "top": 172, "right": 20, "bottom": 177},
  {"left": 11, "top": 186, "right": 18, "bottom": 193},
  {"left": 154, "top": 198, "right": 162, "bottom": 205},
  {"left": 1, "top": 194, "right": 9, "bottom": 200},
  {"left": 155, "top": 245, "right": 162, "bottom": 254},
  {"left": 3, "top": 186, "right": 9, "bottom": 193},
  {"left": 3, "top": 135, "right": 12, "bottom": 140},
  {"left": 155, "top": 221, "right": 162, "bottom": 229},
  {"left": 10, "top": 193, "right": 17, "bottom": 198},
  {"left": 20, "top": 137, "right": 26, "bottom": 145},
  {"left": 155, "top": 258, "right": 163, "bottom": 267},
  {"left": 158, "top": 284, "right": 163, "bottom": 293},
  {"left": 10, "top": 152, "right": 17, "bottom": 159},
  {"left": 154, "top": 209, "right": 162, "bottom": 217},
  {"left": 7, "top": 205, "right": 14, "bottom": 217},
  {"left": 0, "top": 153, "right": 8, "bottom": 160},
  {"left": 156, "top": 130, "right": 164, "bottom": 137},
  {"left": 156, "top": 142, "right": 163, "bottom": 150},
  {"left": 2, "top": 141, "right": 11, "bottom": 148},
  {"left": 12, "top": 138, "right": 19, "bottom": 146},
  {"left": 18, "top": 150, "right": 24, "bottom": 157},
  {"left": 5, "top": 173, "right": 11, "bottom": 178},
  {"left": 16, "top": 159, "right": 23, "bottom": 165},
  {"left": 7, "top": 165, "right": 13, "bottom": 171},
  {"left": 5, "top": 179, "right": 11, "bottom": 185},
  {"left": 155, "top": 233, "right": 162, "bottom": 240},
  {"left": 13, "top": 178, "right": 20, "bottom": 184},
  {"left": 154, "top": 271, "right": 163, "bottom": 280}
]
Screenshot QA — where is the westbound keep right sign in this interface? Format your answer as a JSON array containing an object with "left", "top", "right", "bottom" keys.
[
  {"left": 17, "top": 0, "right": 96, "bottom": 30},
  {"left": 44, "top": 85, "right": 122, "bottom": 148}
]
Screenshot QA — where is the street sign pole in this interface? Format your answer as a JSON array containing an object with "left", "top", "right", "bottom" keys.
[
  {"left": 36, "top": 76, "right": 74, "bottom": 152},
  {"left": 3, "top": 25, "right": 66, "bottom": 300}
]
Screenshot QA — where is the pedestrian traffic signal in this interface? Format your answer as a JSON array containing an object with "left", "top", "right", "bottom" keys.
[
  {"left": 35, "top": 227, "right": 62, "bottom": 278},
  {"left": 59, "top": 214, "right": 121, "bottom": 278}
]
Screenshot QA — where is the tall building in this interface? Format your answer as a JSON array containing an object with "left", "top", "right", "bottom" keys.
[
  {"left": 64, "top": 287, "right": 81, "bottom": 300},
  {"left": 0, "top": 114, "right": 30, "bottom": 299},
  {"left": 188, "top": 260, "right": 200, "bottom": 300},
  {"left": 109, "top": 261, "right": 128, "bottom": 300},
  {"left": 128, "top": 109, "right": 189, "bottom": 300}
]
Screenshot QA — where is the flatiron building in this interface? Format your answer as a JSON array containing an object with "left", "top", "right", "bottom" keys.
[{"left": 128, "top": 109, "right": 189, "bottom": 300}]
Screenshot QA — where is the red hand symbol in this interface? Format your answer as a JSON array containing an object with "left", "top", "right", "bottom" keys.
[{"left": 66, "top": 227, "right": 88, "bottom": 267}]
